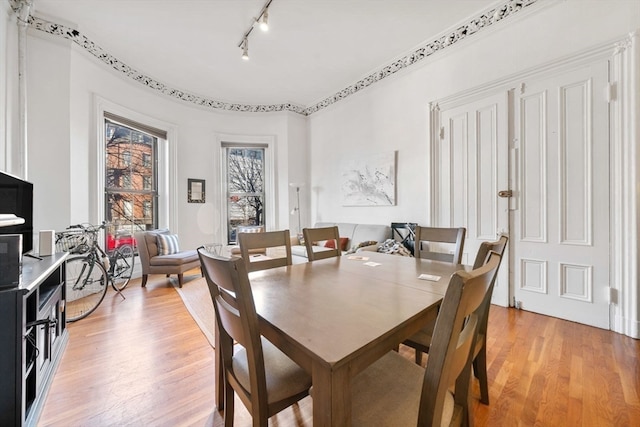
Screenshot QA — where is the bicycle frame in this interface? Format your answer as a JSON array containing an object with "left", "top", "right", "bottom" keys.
[
  {"left": 70, "top": 256, "right": 93, "bottom": 291},
  {"left": 71, "top": 224, "right": 124, "bottom": 295}
]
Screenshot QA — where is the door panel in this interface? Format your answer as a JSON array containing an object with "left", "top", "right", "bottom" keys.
[
  {"left": 436, "top": 93, "right": 510, "bottom": 305},
  {"left": 513, "top": 62, "right": 610, "bottom": 329}
]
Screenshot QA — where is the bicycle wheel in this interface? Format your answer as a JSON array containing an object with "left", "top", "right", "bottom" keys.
[
  {"left": 111, "top": 244, "right": 135, "bottom": 291},
  {"left": 65, "top": 255, "right": 108, "bottom": 322}
]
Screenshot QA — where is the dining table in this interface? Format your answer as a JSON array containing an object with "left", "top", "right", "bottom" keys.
[{"left": 214, "top": 250, "right": 469, "bottom": 427}]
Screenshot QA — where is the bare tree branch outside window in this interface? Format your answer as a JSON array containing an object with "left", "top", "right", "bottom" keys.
[{"left": 226, "top": 147, "right": 265, "bottom": 243}]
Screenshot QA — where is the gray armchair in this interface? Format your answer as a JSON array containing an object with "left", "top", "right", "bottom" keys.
[{"left": 134, "top": 229, "right": 200, "bottom": 288}]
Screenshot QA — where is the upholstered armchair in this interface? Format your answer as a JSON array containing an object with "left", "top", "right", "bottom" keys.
[{"left": 134, "top": 229, "right": 201, "bottom": 288}]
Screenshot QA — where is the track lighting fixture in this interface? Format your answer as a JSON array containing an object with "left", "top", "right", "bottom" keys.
[
  {"left": 238, "top": 0, "right": 273, "bottom": 60},
  {"left": 241, "top": 38, "right": 249, "bottom": 60}
]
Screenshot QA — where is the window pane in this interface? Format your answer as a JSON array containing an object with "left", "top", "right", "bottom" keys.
[
  {"left": 226, "top": 147, "right": 265, "bottom": 244},
  {"left": 105, "top": 118, "right": 158, "bottom": 251}
]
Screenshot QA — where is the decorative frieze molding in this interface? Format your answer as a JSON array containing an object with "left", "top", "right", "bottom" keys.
[
  {"left": 304, "top": 0, "right": 539, "bottom": 115},
  {"left": 17, "top": 0, "right": 539, "bottom": 116},
  {"left": 26, "top": 15, "right": 307, "bottom": 115}
]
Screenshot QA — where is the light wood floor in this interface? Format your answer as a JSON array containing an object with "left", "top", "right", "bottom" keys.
[{"left": 38, "top": 273, "right": 640, "bottom": 426}]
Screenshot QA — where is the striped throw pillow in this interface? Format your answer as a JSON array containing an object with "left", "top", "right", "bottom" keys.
[{"left": 157, "top": 234, "right": 180, "bottom": 255}]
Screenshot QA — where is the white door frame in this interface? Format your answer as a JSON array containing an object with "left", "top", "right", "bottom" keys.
[{"left": 609, "top": 31, "right": 640, "bottom": 339}]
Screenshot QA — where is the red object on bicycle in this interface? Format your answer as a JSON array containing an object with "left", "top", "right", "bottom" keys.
[{"left": 106, "top": 233, "right": 136, "bottom": 251}]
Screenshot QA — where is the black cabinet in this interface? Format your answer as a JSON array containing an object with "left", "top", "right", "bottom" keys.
[{"left": 0, "top": 253, "right": 68, "bottom": 426}]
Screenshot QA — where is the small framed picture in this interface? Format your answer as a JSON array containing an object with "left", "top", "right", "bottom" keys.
[{"left": 188, "top": 179, "right": 205, "bottom": 203}]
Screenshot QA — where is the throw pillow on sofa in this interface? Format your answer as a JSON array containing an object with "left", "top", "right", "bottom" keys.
[
  {"left": 324, "top": 237, "right": 349, "bottom": 251},
  {"left": 157, "top": 234, "right": 180, "bottom": 255}
]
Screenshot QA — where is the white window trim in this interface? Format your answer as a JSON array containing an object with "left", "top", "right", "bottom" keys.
[
  {"left": 94, "top": 96, "right": 178, "bottom": 233},
  {"left": 215, "top": 133, "right": 276, "bottom": 242}
]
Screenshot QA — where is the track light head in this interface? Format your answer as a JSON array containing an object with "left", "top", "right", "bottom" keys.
[
  {"left": 241, "top": 38, "right": 249, "bottom": 60},
  {"left": 259, "top": 9, "right": 269, "bottom": 31}
]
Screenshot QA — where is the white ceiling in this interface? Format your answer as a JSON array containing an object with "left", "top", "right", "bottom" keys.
[{"left": 31, "top": 0, "right": 500, "bottom": 108}]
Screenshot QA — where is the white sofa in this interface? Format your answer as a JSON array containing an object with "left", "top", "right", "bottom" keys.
[{"left": 291, "top": 222, "right": 392, "bottom": 263}]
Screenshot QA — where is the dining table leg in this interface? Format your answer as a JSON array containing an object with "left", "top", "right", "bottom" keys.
[{"left": 312, "top": 360, "right": 351, "bottom": 426}]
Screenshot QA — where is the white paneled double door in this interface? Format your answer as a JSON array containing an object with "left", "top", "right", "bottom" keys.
[
  {"left": 512, "top": 62, "right": 610, "bottom": 329},
  {"left": 434, "top": 60, "right": 610, "bottom": 328}
]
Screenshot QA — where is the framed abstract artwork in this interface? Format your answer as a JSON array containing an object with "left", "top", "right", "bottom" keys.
[{"left": 341, "top": 151, "right": 396, "bottom": 206}]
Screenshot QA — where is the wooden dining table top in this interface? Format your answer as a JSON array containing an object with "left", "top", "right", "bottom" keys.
[{"left": 242, "top": 251, "right": 469, "bottom": 426}]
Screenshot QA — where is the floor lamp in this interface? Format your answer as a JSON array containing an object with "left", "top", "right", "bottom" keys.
[{"left": 289, "top": 182, "right": 304, "bottom": 235}]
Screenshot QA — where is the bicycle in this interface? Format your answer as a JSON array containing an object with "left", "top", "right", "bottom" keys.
[{"left": 56, "top": 222, "right": 135, "bottom": 322}]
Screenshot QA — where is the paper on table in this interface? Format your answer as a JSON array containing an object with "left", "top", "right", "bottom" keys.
[
  {"left": 418, "top": 273, "right": 441, "bottom": 281},
  {"left": 347, "top": 255, "right": 370, "bottom": 261},
  {"left": 363, "top": 261, "right": 382, "bottom": 267}
]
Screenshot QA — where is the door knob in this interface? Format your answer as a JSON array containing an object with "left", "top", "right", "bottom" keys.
[{"left": 498, "top": 190, "right": 513, "bottom": 198}]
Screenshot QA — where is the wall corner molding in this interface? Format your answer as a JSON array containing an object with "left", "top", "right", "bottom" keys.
[{"left": 610, "top": 29, "right": 640, "bottom": 339}]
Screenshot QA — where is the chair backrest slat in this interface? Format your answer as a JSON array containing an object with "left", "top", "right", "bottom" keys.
[
  {"left": 414, "top": 226, "right": 466, "bottom": 264},
  {"left": 302, "top": 226, "right": 341, "bottom": 261},
  {"left": 215, "top": 292, "right": 247, "bottom": 347}
]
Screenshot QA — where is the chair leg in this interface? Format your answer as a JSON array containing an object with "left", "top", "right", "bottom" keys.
[
  {"left": 473, "top": 346, "right": 489, "bottom": 405},
  {"left": 224, "top": 384, "right": 235, "bottom": 427},
  {"left": 415, "top": 349, "right": 423, "bottom": 365},
  {"left": 141, "top": 274, "right": 148, "bottom": 287},
  {"left": 178, "top": 273, "right": 184, "bottom": 288}
]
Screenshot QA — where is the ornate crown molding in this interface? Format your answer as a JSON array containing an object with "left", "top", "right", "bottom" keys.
[
  {"left": 613, "top": 31, "right": 635, "bottom": 54},
  {"left": 27, "top": 15, "right": 307, "bottom": 115},
  {"left": 303, "top": 0, "right": 539, "bottom": 115},
  {"left": 21, "top": 0, "right": 539, "bottom": 116}
]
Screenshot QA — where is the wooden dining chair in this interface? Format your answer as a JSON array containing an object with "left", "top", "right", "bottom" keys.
[
  {"left": 351, "top": 252, "right": 502, "bottom": 426},
  {"left": 414, "top": 226, "right": 466, "bottom": 264},
  {"left": 404, "top": 226, "right": 467, "bottom": 365},
  {"left": 469, "top": 234, "right": 508, "bottom": 404},
  {"left": 238, "top": 229, "right": 293, "bottom": 272},
  {"left": 404, "top": 235, "right": 508, "bottom": 405},
  {"left": 302, "top": 226, "right": 341, "bottom": 261},
  {"left": 197, "top": 249, "right": 311, "bottom": 427}
]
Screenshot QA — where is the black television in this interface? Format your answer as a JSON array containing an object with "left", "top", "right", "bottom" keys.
[{"left": 0, "top": 171, "right": 34, "bottom": 254}]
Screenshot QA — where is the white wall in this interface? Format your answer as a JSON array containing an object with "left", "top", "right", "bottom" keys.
[
  {"left": 1, "top": 1, "right": 19, "bottom": 174},
  {"left": 27, "top": 33, "right": 71, "bottom": 241},
  {"left": 307, "top": 0, "right": 640, "bottom": 226},
  {"left": 23, "top": 29, "right": 308, "bottom": 250}
]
